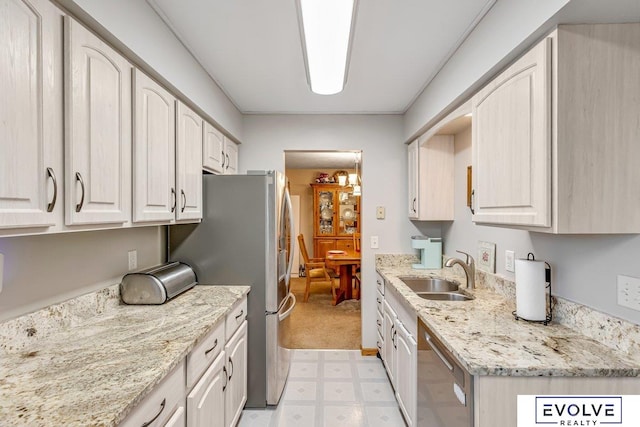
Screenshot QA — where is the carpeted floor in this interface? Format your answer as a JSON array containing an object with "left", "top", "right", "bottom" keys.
[{"left": 286, "top": 276, "right": 361, "bottom": 350}]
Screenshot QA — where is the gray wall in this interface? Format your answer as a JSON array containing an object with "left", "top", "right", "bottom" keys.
[
  {"left": 441, "top": 127, "right": 640, "bottom": 325},
  {"left": 0, "top": 227, "right": 163, "bottom": 321}
]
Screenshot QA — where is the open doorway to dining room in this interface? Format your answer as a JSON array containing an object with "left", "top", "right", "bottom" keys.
[{"left": 284, "top": 150, "right": 363, "bottom": 350}]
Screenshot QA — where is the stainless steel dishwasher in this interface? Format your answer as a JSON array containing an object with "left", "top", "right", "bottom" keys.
[{"left": 417, "top": 318, "right": 473, "bottom": 427}]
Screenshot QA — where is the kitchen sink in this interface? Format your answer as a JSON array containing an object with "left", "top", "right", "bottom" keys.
[
  {"left": 399, "top": 277, "right": 459, "bottom": 293},
  {"left": 416, "top": 292, "right": 474, "bottom": 301}
]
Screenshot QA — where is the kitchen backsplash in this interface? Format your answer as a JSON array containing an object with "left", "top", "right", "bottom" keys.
[{"left": 0, "top": 284, "right": 121, "bottom": 355}]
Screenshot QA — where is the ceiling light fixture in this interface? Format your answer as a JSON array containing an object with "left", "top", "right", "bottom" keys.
[{"left": 297, "top": 0, "right": 358, "bottom": 95}]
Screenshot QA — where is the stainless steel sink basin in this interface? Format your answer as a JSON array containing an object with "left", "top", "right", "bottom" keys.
[
  {"left": 416, "top": 292, "right": 474, "bottom": 301},
  {"left": 399, "top": 277, "right": 459, "bottom": 293}
]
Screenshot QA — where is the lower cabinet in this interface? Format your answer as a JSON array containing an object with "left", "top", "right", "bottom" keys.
[
  {"left": 380, "top": 279, "right": 417, "bottom": 427},
  {"left": 121, "top": 296, "right": 248, "bottom": 427}
]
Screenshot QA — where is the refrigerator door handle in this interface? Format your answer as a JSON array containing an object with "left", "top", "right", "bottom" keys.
[
  {"left": 279, "top": 292, "right": 296, "bottom": 321},
  {"left": 284, "top": 187, "right": 295, "bottom": 289}
]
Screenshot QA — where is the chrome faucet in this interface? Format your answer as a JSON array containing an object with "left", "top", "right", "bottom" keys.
[{"left": 445, "top": 250, "right": 475, "bottom": 289}]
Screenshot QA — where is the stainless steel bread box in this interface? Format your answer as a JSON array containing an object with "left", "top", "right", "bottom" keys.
[{"left": 120, "top": 262, "right": 197, "bottom": 305}]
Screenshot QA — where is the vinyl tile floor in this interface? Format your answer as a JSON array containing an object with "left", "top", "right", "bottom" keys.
[{"left": 238, "top": 350, "right": 406, "bottom": 427}]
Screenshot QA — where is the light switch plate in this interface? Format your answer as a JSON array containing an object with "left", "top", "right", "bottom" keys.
[
  {"left": 370, "top": 236, "right": 379, "bottom": 249},
  {"left": 376, "top": 206, "right": 385, "bottom": 219},
  {"left": 505, "top": 250, "right": 515, "bottom": 272},
  {"left": 617, "top": 275, "right": 640, "bottom": 311}
]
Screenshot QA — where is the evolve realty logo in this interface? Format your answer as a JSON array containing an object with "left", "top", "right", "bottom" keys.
[
  {"left": 517, "top": 396, "right": 640, "bottom": 427},
  {"left": 535, "top": 397, "right": 621, "bottom": 425}
]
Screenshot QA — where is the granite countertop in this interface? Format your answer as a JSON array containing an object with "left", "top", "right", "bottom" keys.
[
  {"left": 0, "top": 285, "right": 249, "bottom": 427},
  {"left": 376, "top": 256, "right": 640, "bottom": 378}
]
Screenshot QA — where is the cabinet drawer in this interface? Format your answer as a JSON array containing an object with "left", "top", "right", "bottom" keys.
[
  {"left": 376, "top": 291, "right": 384, "bottom": 314},
  {"left": 120, "top": 360, "right": 186, "bottom": 427},
  {"left": 226, "top": 297, "right": 247, "bottom": 340},
  {"left": 376, "top": 309, "right": 384, "bottom": 337},
  {"left": 186, "top": 320, "right": 225, "bottom": 389},
  {"left": 376, "top": 273, "right": 385, "bottom": 296}
]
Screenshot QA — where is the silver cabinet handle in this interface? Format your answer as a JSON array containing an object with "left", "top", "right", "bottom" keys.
[
  {"left": 221, "top": 150, "right": 225, "bottom": 168},
  {"left": 412, "top": 197, "right": 416, "bottom": 213},
  {"left": 228, "top": 356, "right": 234, "bottom": 381},
  {"left": 171, "top": 188, "right": 176, "bottom": 213},
  {"left": 424, "top": 331, "right": 454, "bottom": 372},
  {"left": 75, "top": 172, "right": 85, "bottom": 212},
  {"left": 180, "top": 189, "right": 186, "bottom": 212},
  {"left": 223, "top": 366, "right": 228, "bottom": 391},
  {"left": 204, "top": 338, "right": 218, "bottom": 356},
  {"left": 376, "top": 319, "right": 382, "bottom": 327},
  {"left": 226, "top": 153, "right": 230, "bottom": 170},
  {"left": 141, "top": 398, "right": 165, "bottom": 427},
  {"left": 46, "top": 167, "right": 57, "bottom": 212},
  {"left": 469, "top": 189, "right": 475, "bottom": 214},
  {"left": 235, "top": 309, "right": 244, "bottom": 320}
]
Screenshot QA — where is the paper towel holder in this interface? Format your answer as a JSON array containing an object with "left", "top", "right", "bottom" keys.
[{"left": 512, "top": 253, "right": 553, "bottom": 325}]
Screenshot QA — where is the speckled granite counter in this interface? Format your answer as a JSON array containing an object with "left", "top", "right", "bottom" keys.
[
  {"left": 376, "top": 254, "right": 640, "bottom": 378},
  {"left": 0, "top": 285, "right": 249, "bottom": 427}
]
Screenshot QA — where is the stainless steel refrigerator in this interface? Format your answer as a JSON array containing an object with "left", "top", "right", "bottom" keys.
[{"left": 168, "top": 171, "right": 296, "bottom": 407}]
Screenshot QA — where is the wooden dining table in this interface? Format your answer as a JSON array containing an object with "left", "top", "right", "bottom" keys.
[{"left": 325, "top": 250, "right": 361, "bottom": 306}]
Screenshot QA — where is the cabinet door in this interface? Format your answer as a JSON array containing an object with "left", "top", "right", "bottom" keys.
[
  {"left": 0, "top": 0, "right": 62, "bottom": 229},
  {"left": 132, "top": 69, "right": 176, "bottom": 223},
  {"left": 176, "top": 102, "right": 203, "bottom": 221},
  {"left": 187, "top": 352, "right": 226, "bottom": 427},
  {"left": 395, "top": 322, "right": 417, "bottom": 427},
  {"left": 407, "top": 139, "right": 419, "bottom": 219},
  {"left": 164, "top": 406, "right": 186, "bottom": 427},
  {"left": 472, "top": 37, "right": 551, "bottom": 227},
  {"left": 382, "top": 300, "right": 396, "bottom": 388},
  {"left": 203, "top": 122, "right": 224, "bottom": 174},
  {"left": 225, "top": 321, "right": 247, "bottom": 427},
  {"left": 223, "top": 139, "right": 238, "bottom": 175},
  {"left": 64, "top": 17, "right": 131, "bottom": 226}
]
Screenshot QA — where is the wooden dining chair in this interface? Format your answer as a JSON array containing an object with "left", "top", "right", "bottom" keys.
[
  {"left": 297, "top": 234, "right": 338, "bottom": 302},
  {"left": 352, "top": 232, "right": 361, "bottom": 299}
]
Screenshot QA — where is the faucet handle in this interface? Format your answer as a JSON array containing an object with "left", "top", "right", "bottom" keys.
[{"left": 456, "top": 250, "right": 474, "bottom": 266}]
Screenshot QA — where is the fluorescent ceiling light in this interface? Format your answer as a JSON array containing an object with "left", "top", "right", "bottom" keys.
[{"left": 298, "top": 0, "right": 357, "bottom": 95}]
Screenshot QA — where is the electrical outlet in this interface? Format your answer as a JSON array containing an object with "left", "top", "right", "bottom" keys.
[
  {"left": 370, "top": 236, "right": 379, "bottom": 249},
  {"left": 617, "top": 275, "right": 640, "bottom": 311},
  {"left": 376, "top": 206, "right": 385, "bottom": 219},
  {"left": 505, "top": 250, "right": 515, "bottom": 272},
  {"left": 128, "top": 250, "right": 137, "bottom": 271}
]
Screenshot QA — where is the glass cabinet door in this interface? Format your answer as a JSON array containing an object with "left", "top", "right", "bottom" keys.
[
  {"left": 337, "top": 188, "right": 359, "bottom": 236},
  {"left": 318, "top": 190, "right": 335, "bottom": 235}
]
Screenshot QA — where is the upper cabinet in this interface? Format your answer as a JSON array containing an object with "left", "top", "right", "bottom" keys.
[
  {"left": 0, "top": 0, "right": 63, "bottom": 230},
  {"left": 132, "top": 69, "right": 203, "bottom": 224},
  {"left": 175, "top": 102, "right": 203, "bottom": 221},
  {"left": 64, "top": 16, "right": 132, "bottom": 226},
  {"left": 223, "top": 139, "right": 239, "bottom": 175},
  {"left": 203, "top": 123, "right": 238, "bottom": 175},
  {"left": 472, "top": 24, "right": 640, "bottom": 233},
  {"left": 132, "top": 69, "right": 176, "bottom": 223},
  {"left": 407, "top": 135, "right": 454, "bottom": 221}
]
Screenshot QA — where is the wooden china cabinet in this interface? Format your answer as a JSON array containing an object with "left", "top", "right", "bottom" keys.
[{"left": 311, "top": 184, "right": 360, "bottom": 258}]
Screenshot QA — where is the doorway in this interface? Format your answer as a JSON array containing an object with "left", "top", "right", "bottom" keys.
[{"left": 284, "top": 150, "right": 362, "bottom": 349}]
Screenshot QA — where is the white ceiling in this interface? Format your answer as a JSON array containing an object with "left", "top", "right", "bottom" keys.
[{"left": 147, "top": 0, "right": 496, "bottom": 114}]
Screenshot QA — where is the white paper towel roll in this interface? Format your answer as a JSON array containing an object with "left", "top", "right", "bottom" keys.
[{"left": 515, "top": 258, "right": 547, "bottom": 321}]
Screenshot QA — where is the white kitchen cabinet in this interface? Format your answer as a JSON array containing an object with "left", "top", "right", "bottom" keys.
[
  {"left": 0, "top": 0, "right": 63, "bottom": 230},
  {"left": 120, "top": 360, "right": 186, "bottom": 427},
  {"left": 407, "top": 135, "right": 454, "bottom": 221},
  {"left": 203, "top": 122, "right": 225, "bottom": 174},
  {"left": 395, "top": 321, "right": 417, "bottom": 427},
  {"left": 187, "top": 352, "right": 226, "bottom": 427},
  {"left": 132, "top": 72, "right": 202, "bottom": 224},
  {"left": 223, "top": 139, "right": 239, "bottom": 175},
  {"left": 225, "top": 320, "right": 248, "bottom": 427},
  {"left": 175, "top": 102, "right": 203, "bottom": 221},
  {"left": 472, "top": 23, "right": 640, "bottom": 233},
  {"left": 64, "top": 16, "right": 132, "bottom": 226},
  {"left": 132, "top": 69, "right": 176, "bottom": 223},
  {"left": 382, "top": 299, "right": 397, "bottom": 387}
]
